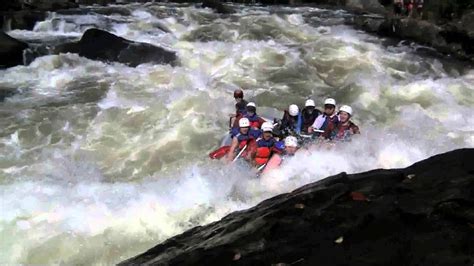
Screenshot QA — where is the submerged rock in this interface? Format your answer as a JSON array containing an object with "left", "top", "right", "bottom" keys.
[
  {"left": 0, "top": 86, "right": 17, "bottom": 101},
  {"left": 0, "top": 31, "right": 28, "bottom": 68},
  {"left": 202, "top": 0, "right": 235, "bottom": 14},
  {"left": 55, "top": 28, "right": 177, "bottom": 67},
  {"left": 120, "top": 148, "right": 474, "bottom": 265}
]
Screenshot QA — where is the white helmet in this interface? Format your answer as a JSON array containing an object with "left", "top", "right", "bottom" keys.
[
  {"left": 246, "top": 102, "right": 256, "bottom": 108},
  {"left": 324, "top": 98, "right": 336, "bottom": 106},
  {"left": 261, "top": 121, "right": 274, "bottom": 132},
  {"left": 305, "top": 99, "right": 315, "bottom": 107},
  {"left": 289, "top": 104, "right": 299, "bottom": 116},
  {"left": 339, "top": 105, "right": 353, "bottom": 116},
  {"left": 284, "top": 136, "right": 298, "bottom": 147},
  {"left": 239, "top": 117, "right": 250, "bottom": 127}
]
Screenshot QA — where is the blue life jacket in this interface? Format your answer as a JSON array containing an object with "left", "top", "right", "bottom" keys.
[
  {"left": 231, "top": 128, "right": 261, "bottom": 142},
  {"left": 257, "top": 137, "right": 276, "bottom": 148},
  {"left": 274, "top": 140, "right": 285, "bottom": 151},
  {"left": 320, "top": 114, "right": 339, "bottom": 131}
]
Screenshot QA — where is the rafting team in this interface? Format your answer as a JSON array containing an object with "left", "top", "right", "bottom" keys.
[{"left": 209, "top": 89, "right": 360, "bottom": 172}]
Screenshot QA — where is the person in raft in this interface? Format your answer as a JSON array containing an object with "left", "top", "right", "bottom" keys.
[
  {"left": 278, "top": 104, "right": 302, "bottom": 137},
  {"left": 226, "top": 118, "right": 260, "bottom": 162},
  {"left": 261, "top": 136, "right": 299, "bottom": 173},
  {"left": 253, "top": 122, "right": 282, "bottom": 167},
  {"left": 323, "top": 105, "right": 360, "bottom": 141},
  {"left": 300, "top": 99, "right": 321, "bottom": 134},
  {"left": 309, "top": 98, "right": 339, "bottom": 136},
  {"left": 229, "top": 89, "right": 248, "bottom": 129},
  {"left": 241, "top": 102, "right": 266, "bottom": 130}
]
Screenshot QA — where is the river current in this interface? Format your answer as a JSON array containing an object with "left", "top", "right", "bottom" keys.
[{"left": 1, "top": 3, "right": 473, "bottom": 264}]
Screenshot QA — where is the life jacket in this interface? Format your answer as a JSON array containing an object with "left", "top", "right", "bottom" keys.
[
  {"left": 280, "top": 111, "right": 302, "bottom": 135},
  {"left": 235, "top": 133, "right": 251, "bottom": 149},
  {"left": 301, "top": 108, "right": 320, "bottom": 133},
  {"left": 330, "top": 121, "right": 360, "bottom": 142},
  {"left": 235, "top": 100, "right": 248, "bottom": 116},
  {"left": 245, "top": 113, "right": 264, "bottom": 129},
  {"left": 231, "top": 129, "right": 260, "bottom": 156},
  {"left": 254, "top": 137, "right": 279, "bottom": 166},
  {"left": 320, "top": 114, "right": 339, "bottom": 131}
]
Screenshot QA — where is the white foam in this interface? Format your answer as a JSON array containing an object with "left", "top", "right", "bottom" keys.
[{"left": 1, "top": 3, "right": 473, "bottom": 265}]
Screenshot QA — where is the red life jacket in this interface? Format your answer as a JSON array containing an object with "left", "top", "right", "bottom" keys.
[
  {"left": 245, "top": 113, "right": 264, "bottom": 129},
  {"left": 254, "top": 137, "right": 276, "bottom": 166}
]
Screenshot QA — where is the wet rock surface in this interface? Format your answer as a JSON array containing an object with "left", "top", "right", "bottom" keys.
[
  {"left": 201, "top": 0, "right": 235, "bottom": 14},
  {"left": 0, "top": 31, "right": 28, "bottom": 68},
  {"left": 120, "top": 148, "right": 474, "bottom": 266},
  {"left": 54, "top": 28, "right": 177, "bottom": 67},
  {"left": 349, "top": 0, "right": 474, "bottom": 62}
]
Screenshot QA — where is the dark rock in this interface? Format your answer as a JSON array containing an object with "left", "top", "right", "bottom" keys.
[
  {"left": 461, "top": 10, "right": 474, "bottom": 39},
  {"left": 352, "top": 15, "right": 385, "bottom": 32},
  {"left": 1, "top": 0, "right": 78, "bottom": 31},
  {"left": 0, "top": 0, "right": 23, "bottom": 11},
  {"left": 0, "top": 86, "right": 17, "bottom": 101},
  {"left": 345, "top": 0, "right": 386, "bottom": 14},
  {"left": 2, "top": 10, "right": 47, "bottom": 30},
  {"left": 120, "top": 149, "right": 474, "bottom": 266},
  {"left": 0, "top": 31, "right": 28, "bottom": 68},
  {"left": 75, "top": 0, "right": 117, "bottom": 6},
  {"left": 201, "top": 0, "right": 235, "bottom": 14},
  {"left": 422, "top": 0, "right": 473, "bottom": 23},
  {"left": 55, "top": 28, "right": 177, "bottom": 67},
  {"left": 22, "top": 0, "right": 78, "bottom": 11},
  {"left": 374, "top": 17, "right": 474, "bottom": 61}
]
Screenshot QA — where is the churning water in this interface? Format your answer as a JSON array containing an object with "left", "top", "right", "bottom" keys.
[{"left": 1, "top": 3, "right": 473, "bottom": 264}]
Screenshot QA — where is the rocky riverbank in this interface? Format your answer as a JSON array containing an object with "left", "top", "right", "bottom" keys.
[
  {"left": 350, "top": 11, "right": 474, "bottom": 62},
  {"left": 120, "top": 148, "right": 474, "bottom": 265},
  {"left": 1, "top": 0, "right": 473, "bottom": 68}
]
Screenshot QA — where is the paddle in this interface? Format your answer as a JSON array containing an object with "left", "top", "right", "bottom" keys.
[
  {"left": 257, "top": 163, "right": 267, "bottom": 172},
  {"left": 232, "top": 144, "right": 247, "bottom": 162}
]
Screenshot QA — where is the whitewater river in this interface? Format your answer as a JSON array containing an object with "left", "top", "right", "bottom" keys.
[{"left": 1, "top": 3, "right": 473, "bottom": 264}]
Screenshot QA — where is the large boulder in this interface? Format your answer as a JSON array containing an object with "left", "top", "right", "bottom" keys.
[
  {"left": 422, "top": 0, "right": 474, "bottom": 23},
  {"left": 55, "top": 28, "right": 177, "bottom": 67},
  {"left": 0, "top": 31, "right": 28, "bottom": 68},
  {"left": 352, "top": 15, "right": 385, "bottom": 32},
  {"left": 374, "top": 17, "right": 473, "bottom": 61},
  {"left": 2, "top": 10, "right": 47, "bottom": 30},
  {"left": 120, "top": 149, "right": 474, "bottom": 265},
  {"left": 75, "top": 0, "right": 117, "bottom": 6},
  {"left": 21, "top": 0, "right": 78, "bottom": 11},
  {"left": 201, "top": 0, "right": 235, "bottom": 14},
  {"left": 346, "top": 0, "right": 386, "bottom": 14},
  {"left": 0, "top": 0, "right": 23, "bottom": 11},
  {"left": 461, "top": 10, "right": 474, "bottom": 39},
  {"left": 0, "top": 86, "right": 17, "bottom": 101}
]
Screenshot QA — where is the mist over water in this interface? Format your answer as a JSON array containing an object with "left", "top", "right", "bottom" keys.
[{"left": 1, "top": 3, "right": 473, "bottom": 264}]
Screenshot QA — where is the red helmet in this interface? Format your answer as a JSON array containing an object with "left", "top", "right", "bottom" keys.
[{"left": 233, "top": 89, "right": 244, "bottom": 99}]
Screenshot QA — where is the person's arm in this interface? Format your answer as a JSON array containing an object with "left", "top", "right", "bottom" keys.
[
  {"left": 351, "top": 124, "right": 360, "bottom": 134},
  {"left": 226, "top": 137, "right": 239, "bottom": 162},
  {"left": 309, "top": 114, "right": 322, "bottom": 133}
]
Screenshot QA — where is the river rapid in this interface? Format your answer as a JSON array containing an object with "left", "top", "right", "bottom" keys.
[{"left": 1, "top": 3, "right": 473, "bottom": 264}]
